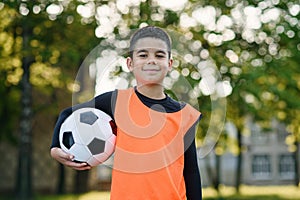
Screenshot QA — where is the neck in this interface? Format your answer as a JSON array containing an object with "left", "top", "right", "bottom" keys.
[{"left": 136, "top": 84, "right": 166, "bottom": 100}]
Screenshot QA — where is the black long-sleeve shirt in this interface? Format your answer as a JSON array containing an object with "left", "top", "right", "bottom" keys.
[{"left": 51, "top": 88, "right": 202, "bottom": 200}]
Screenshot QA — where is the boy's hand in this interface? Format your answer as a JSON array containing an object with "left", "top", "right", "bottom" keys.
[{"left": 50, "top": 147, "right": 92, "bottom": 171}]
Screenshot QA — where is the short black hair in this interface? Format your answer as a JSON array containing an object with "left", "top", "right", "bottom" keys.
[{"left": 129, "top": 26, "right": 172, "bottom": 58}]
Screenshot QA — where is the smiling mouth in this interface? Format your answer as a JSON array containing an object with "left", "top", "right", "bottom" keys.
[
  {"left": 143, "top": 65, "right": 160, "bottom": 71},
  {"left": 143, "top": 69, "right": 159, "bottom": 71},
  {"left": 142, "top": 69, "right": 160, "bottom": 75}
]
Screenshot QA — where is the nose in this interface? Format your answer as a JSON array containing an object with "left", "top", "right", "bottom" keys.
[{"left": 147, "top": 58, "right": 157, "bottom": 65}]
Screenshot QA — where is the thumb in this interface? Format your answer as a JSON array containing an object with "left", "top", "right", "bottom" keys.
[
  {"left": 69, "top": 154, "right": 75, "bottom": 161},
  {"left": 58, "top": 148, "right": 74, "bottom": 160}
]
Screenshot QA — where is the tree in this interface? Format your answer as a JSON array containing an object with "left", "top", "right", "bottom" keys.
[{"left": 1, "top": 1, "right": 99, "bottom": 198}]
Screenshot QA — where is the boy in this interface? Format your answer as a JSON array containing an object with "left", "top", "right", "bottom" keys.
[{"left": 50, "top": 26, "right": 202, "bottom": 199}]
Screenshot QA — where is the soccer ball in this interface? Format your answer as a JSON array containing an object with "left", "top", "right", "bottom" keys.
[{"left": 59, "top": 107, "right": 117, "bottom": 166}]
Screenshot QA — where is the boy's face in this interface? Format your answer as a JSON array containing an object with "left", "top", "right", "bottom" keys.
[{"left": 127, "top": 37, "right": 173, "bottom": 86}]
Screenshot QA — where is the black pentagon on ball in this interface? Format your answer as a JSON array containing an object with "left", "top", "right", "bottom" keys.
[
  {"left": 88, "top": 138, "right": 106, "bottom": 155},
  {"left": 62, "top": 131, "right": 75, "bottom": 149},
  {"left": 80, "top": 111, "right": 98, "bottom": 125}
]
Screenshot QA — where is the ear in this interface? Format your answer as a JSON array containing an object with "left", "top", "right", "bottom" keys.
[
  {"left": 167, "top": 58, "right": 173, "bottom": 71},
  {"left": 126, "top": 57, "right": 133, "bottom": 72}
]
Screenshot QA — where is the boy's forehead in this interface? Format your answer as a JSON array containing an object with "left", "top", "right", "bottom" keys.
[{"left": 133, "top": 37, "right": 169, "bottom": 52}]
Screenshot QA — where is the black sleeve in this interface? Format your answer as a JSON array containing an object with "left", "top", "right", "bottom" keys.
[
  {"left": 184, "top": 119, "right": 202, "bottom": 200},
  {"left": 50, "top": 90, "right": 117, "bottom": 149}
]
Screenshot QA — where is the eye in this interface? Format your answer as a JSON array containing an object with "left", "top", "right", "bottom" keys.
[
  {"left": 138, "top": 53, "right": 147, "bottom": 58},
  {"left": 156, "top": 54, "right": 166, "bottom": 58}
]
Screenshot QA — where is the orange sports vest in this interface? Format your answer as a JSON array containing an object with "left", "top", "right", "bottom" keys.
[{"left": 110, "top": 88, "right": 200, "bottom": 200}]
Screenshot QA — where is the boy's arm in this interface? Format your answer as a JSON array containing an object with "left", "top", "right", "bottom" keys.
[
  {"left": 50, "top": 90, "right": 116, "bottom": 170},
  {"left": 184, "top": 120, "right": 202, "bottom": 200},
  {"left": 50, "top": 107, "right": 73, "bottom": 149},
  {"left": 50, "top": 90, "right": 116, "bottom": 149}
]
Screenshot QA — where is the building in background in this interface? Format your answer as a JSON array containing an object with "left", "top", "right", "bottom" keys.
[{"left": 196, "top": 119, "right": 298, "bottom": 187}]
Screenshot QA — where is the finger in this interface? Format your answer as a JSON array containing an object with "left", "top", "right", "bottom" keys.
[
  {"left": 68, "top": 161, "right": 89, "bottom": 168},
  {"left": 58, "top": 150, "right": 74, "bottom": 161},
  {"left": 71, "top": 163, "right": 92, "bottom": 170},
  {"left": 73, "top": 165, "right": 92, "bottom": 171}
]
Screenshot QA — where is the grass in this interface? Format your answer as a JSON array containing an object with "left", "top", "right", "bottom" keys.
[
  {"left": 2, "top": 185, "right": 300, "bottom": 200},
  {"left": 203, "top": 185, "right": 300, "bottom": 200}
]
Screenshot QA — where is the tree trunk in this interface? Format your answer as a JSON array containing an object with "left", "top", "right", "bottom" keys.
[
  {"left": 214, "top": 154, "right": 221, "bottom": 191},
  {"left": 235, "top": 129, "right": 242, "bottom": 193},
  {"left": 294, "top": 141, "right": 299, "bottom": 187},
  {"left": 56, "top": 164, "right": 66, "bottom": 194},
  {"left": 74, "top": 170, "right": 90, "bottom": 194},
  {"left": 204, "top": 153, "right": 220, "bottom": 193},
  {"left": 15, "top": 20, "right": 34, "bottom": 200}
]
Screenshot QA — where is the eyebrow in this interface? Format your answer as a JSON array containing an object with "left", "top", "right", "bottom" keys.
[{"left": 135, "top": 49, "right": 167, "bottom": 55}]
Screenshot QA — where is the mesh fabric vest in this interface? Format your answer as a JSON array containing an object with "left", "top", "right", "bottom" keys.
[{"left": 110, "top": 88, "right": 200, "bottom": 200}]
